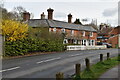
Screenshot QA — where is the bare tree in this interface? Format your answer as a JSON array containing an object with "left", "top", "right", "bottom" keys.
[
  {"left": 12, "top": 6, "right": 27, "bottom": 21},
  {"left": 1, "top": 6, "right": 34, "bottom": 21},
  {"left": 13, "top": 6, "right": 34, "bottom": 20}
]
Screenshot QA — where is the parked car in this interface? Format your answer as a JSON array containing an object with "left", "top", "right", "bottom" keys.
[
  {"left": 97, "top": 42, "right": 112, "bottom": 48},
  {"left": 103, "top": 43, "right": 112, "bottom": 48}
]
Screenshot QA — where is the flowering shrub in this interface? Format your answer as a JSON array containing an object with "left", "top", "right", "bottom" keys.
[
  {"left": 1, "top": 20, "right": 28, "bottom": 41},
  {"left": 2, "top": 20, "right": 65, "bottom": 57}
]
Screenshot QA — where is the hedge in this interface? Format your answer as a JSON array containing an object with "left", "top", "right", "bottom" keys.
[{"left": 4, "top": 38, "right": 65, "bottom": 56}]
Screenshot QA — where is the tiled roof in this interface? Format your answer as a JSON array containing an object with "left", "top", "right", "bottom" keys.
[
  {"left": 27, "top": 19, "right": 97, "bottom": 32},
  {"left": 28, "top": 19, "right": 49, "bottom": 27},
  {"left": 98, "top": 27, "right": 113, "bottom": 35}
]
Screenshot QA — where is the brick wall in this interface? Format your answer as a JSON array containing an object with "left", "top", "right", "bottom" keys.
[
  {"left": 106, "top": 26, "right": 120, "bottom": 48},
  {"left": 107, "top": 35, "right": 118, "bottom": 48},
  {"left": 49, "top": 27, "right": 97, "bottom": 40}
]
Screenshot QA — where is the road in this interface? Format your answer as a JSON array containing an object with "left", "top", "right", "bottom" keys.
[{"left": 2, "top": 49, "right": 119, "bottom": 79}]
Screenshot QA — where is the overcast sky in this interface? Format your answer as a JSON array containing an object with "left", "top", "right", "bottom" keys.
[{"left": 2, "top": 0, "right": 119, "bottom": 26}]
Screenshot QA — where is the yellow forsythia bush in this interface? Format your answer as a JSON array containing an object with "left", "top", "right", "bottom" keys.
[{"left": 1, "top": 20, "right": 28, "bottom": 41}]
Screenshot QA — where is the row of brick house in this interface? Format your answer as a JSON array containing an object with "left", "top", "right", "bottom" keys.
[
  {"left": 106, "top": 26, "right": 120, "bottom": 48},
  {"left": 97, "top": 23, "right": 120, "bottom": 48},
  {"left": 23, "top": 8, "right": 97, "bottom": 46},
  {"left": 23, "top": 8, "right": 120, "bottom": 48}
]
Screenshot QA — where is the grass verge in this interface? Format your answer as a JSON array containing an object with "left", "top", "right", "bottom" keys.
[{"left": 74, "top": 56, "right": 120, "bottom": 80}]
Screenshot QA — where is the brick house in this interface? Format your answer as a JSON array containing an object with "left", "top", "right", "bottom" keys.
[
  {"left": 97, "top": 23, "right": 114, "bottom": 43},
  {"left": 106, "top": 26, "right": 120, "bottom": 48},
  {"left": 97, "top": 23, "right": 120, "bottom": 48},
  {"left": 23, "top": 8, "right": 97, "bottom": 46}
]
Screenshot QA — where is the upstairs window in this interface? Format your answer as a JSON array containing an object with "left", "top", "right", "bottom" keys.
[
  {"left": 61, "top": 28, "right": 66, "bottom": 33},
  {"left": 82, "top": 31, "right": 85, "bottom": 36},
  {"left": 71, "top": 30, "right": 74, "bottom": 35},
  {"left": 90, "top": 32, "right": 93, "bottom": 37},
  {"left": 53, "top": 28, "right": 56, "bottom": 32}
]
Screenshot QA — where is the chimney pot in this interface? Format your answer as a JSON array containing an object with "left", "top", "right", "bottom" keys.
[
  {"left": 100, "top": 24, "right": 104, "bottom": 30},
  {"left": 41, "top": 12, "right": 45, "bottom": 19},
  {"left": 68, "top": 13, "right": 72, "bottom": 23},
  {"left": 47, "top": 8, "right": 54, "bottom": 19},
  {"left": 23, "top": 12, "right": 30, "bottom": 21}
]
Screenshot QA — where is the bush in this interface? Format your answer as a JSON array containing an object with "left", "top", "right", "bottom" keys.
[
  {"left": 2, "top": 20, "right": 28, "bottom": 41},
  {"left": 3, "top": 26, "right": 65, "bottom": 57},
  {"left": 4, "top": 38, "right": 65, "bottom": 56}
]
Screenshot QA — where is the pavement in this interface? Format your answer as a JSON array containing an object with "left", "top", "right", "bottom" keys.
[
  {"left": 1, "top": 49, "right": 119, "bottom": 79},
  {"left": 0, "top": 35, "right": 2, "bottom": 80},
  {"left": 0, "top": 35, "right": 3, "bottom": 57},
  {"left": 99, "top": 64, "right": 120, "bottom": 80}
]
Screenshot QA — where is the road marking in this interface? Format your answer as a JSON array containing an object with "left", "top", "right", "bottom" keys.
[
  {"left": 69, "top": 54, "right": 80, "bottom": 57},
  {"left": 37, "top": 57, "right": 61, "bottom": 64},
  {"left": 0, "top": 66, "right": 20, "bottom": 73}
]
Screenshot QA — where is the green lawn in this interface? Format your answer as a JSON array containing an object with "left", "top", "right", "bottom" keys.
[{"left": 74, "top": 56, "right": 120, "bottom": 80}]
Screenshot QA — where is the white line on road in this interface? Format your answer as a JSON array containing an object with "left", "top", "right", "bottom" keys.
[
  {"left": 69, "top": 54, "right": 81, "bottom": 57},
  {"left": 36, "top": 61, "right": 44, "bottom": 64},
  {"left": 37, "top": 57, "right": 61, "bottom": 64},
  {"left": 0, "top": 66, "right": 20, "bottom": 73}
]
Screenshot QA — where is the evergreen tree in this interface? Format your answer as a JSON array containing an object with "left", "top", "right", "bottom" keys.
[{"left": 74, "top": 18, "right": 82, "bottom": 25}]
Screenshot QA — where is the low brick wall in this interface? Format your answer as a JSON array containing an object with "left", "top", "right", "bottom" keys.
[{"left": 67, "top": 45, "right": 107, "bottom": 50}]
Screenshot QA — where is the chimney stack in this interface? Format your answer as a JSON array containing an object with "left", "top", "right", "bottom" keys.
[
  {"left": 23, "top": 12, "right": 30, "bottom": 21},
  {"left": 41, "top": 12, "right": 45, "bottom": 19},
  {"left": 99, "top": 23, "right": 104, "bottom": 30},
  {"left": 47, "top": 8, "right": 54, "bottom": 19},
  {"left": 68, "top": 13, "right": 72, "bottom": 23}
]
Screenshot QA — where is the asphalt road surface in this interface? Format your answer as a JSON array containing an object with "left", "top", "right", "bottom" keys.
[{"left": 2, "top": 49, "right": 119, "bottom": 79}]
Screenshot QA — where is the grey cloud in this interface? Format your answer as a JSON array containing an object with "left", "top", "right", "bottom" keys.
[
  {"left": 100, "top": 0, "right": 118, "bottom": 2},
  {"left": 107, "top": 19, "right": 118, "bottom": 26},
  {"left": 118, "top": 17, "right": 120, "bottom": 26},
  {"left": 118, "top": 2, "right": 120, "bottom": 25},
  {"left": 102, "top": 7, "right": 117, "bottom": 17},
  {"left": 54, "top": 12, "right": 66, "bottom": 18}
]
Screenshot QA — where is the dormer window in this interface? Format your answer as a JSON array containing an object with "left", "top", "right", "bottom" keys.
[
  {"left": 53, "top": 28, "right": 56, "bottom": 32},
  {"left": 71, "top": 30, "right": 74, "bottom": 35},
  {"left": 90, "top": 32, "right": 93, "bottom": 37},
  {"left": 82, "top": 31, "right": 85, "bottom": 36},
  {"left": 61, "top": 28, "right": 65, "bottom": 33}
]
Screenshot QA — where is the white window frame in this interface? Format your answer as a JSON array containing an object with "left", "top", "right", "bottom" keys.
[
  {"left": 89, "top": 40, "right": 93, "bottom": 46},
  {"left": 82, "top": 40, "right": 86, "bottom": 46},
  {"left": 84, "top": 40, "right": 86, "bottom": 46},
  {"left": 61, "top": 28, "right": 66, "bottom": 33},
  {"left": 90, "top": 32, "right": 93, "bottom": 37},
  {"left": 92, "top": 40, "right": 95, "bottom": 45},
  {"left": 63, "top": 39, "right": 68, "bottom": 44},
  {"left": 73, "top": 40, "right": 77, "bottom": 44},
  {"left": 81, "top": 40, "right": 83, "bottom": 45},
  {"left": 82, "top": 31, "right": 85, "bottom": 36},
  {"left": 88, "top": 40, "right": 91, "bottom": 46},
  {"left": 53, "top": 28, "right": 56, "bottom": 32},
  {"left": 71, "top": 30, "right": 74, "bottom": 35},
  {"left": 78, "top": 40, "right": 81, "bottom": 44}
]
